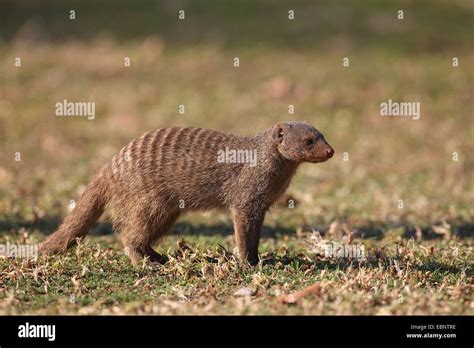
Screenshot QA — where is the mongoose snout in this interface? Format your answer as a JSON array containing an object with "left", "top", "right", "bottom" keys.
[
  {"left": 326, "top": 147, "right": 335, "bottom": 158},
  {"left": 40, "top": 121, "right": 334, "bottom": 266}
]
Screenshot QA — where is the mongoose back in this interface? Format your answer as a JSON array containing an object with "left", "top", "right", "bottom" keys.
[{"left": 40, "top": 121, "right": 334, "bottom": 265}]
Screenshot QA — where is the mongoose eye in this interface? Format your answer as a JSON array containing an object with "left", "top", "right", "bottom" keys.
[{"left": 305, "top": 138, "right": 315, "bottom": 147}]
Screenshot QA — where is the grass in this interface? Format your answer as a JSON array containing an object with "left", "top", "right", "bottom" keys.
[
  {"left": 0, "top": 0, "right": 473, "bottom": 315},
  {"left": 0, "top": 231, "right": 472, "bottom": 314}
]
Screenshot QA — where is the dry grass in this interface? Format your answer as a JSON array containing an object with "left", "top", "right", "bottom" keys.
[{"left": 0, "top": 231, "right": 471, "bottom": 315}]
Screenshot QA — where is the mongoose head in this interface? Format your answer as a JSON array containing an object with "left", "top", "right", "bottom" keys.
[{"left": 272, "top": 121, "right": 334, "bottom": 163}]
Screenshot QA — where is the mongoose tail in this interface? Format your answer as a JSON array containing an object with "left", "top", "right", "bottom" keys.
[{"left": 39, "top": 169, "right": 109, "bottom": 254}]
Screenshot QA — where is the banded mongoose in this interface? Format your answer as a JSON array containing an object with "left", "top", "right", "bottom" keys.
[{"left": 39, "top": 121, "right": 334, "bottom": 265}]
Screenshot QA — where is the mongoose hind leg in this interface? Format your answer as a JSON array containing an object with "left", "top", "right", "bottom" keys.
[
  {"left": 122, "top": 240, "right": 168, "bottom": 266},
  {"left": 144, "top": 246, "right": 168, "bottom": 264},
  {"left": 148, "top": 211, "right": 180, "bottom": 247},
  {"left": 120, "top": 218, "right": 160, "bottom": 266},
  {"left": 231, "top": 207, "right": 266, "bottom": 266},
  {"left": 120, "top": 210, "right": 179, "bottom": 266}
]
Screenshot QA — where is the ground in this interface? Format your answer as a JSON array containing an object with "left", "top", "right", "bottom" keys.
[{"left": 0, "top": 0, "right": 473, "bottom": 314}]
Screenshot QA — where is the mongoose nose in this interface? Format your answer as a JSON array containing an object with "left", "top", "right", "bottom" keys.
[{"left": 326, "top": 148, "right": 334, "bottom": 158}]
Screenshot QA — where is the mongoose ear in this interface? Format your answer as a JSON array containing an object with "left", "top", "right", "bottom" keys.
[{"left": 272, "top": 123, "right": 285, "bottom": 144}]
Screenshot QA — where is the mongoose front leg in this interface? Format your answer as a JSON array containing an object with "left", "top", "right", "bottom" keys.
[{"left": 231, "top": 207, "right": 265, "bottom": 265}]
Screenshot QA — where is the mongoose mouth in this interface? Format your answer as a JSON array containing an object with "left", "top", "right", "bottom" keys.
[{"left": 308, "top": 156, "right": 331, "bottom": 163}]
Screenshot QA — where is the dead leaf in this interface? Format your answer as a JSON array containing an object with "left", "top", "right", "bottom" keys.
[
  {"left": 279, "top": 283, "right": 321, "bottom": 304},
  {"left": 233, "top": 287, "right": 255, "bottom": 297},
  {"left": 134, "top": 277, "right": 148, "bottom": 287}
]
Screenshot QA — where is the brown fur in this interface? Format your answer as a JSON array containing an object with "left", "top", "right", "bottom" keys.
[{"left": 39, "top": 121, "right": 334, "bottom": 265}]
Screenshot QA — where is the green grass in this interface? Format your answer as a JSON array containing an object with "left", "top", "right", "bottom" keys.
[
  {"left": 0, "top": 232, "right": 472, "bottom": 314},
  {"left": 0, "top": 0, "right": 473, "bottom": 315}
]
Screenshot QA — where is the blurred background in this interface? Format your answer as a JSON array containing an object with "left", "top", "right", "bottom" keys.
[{"left": 0, "top": 0, "right": 473, "bottom": 236}]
